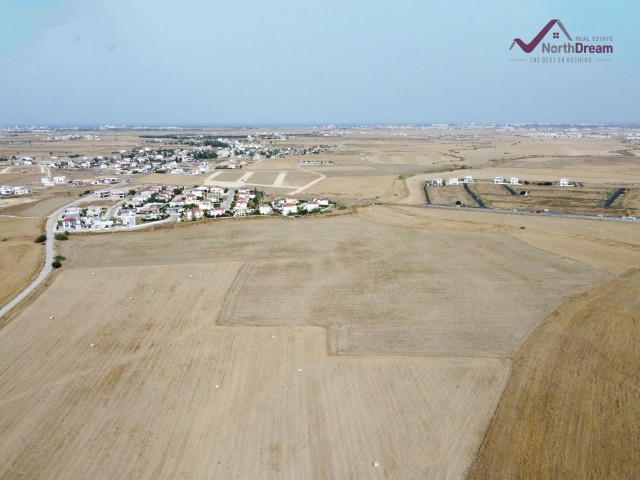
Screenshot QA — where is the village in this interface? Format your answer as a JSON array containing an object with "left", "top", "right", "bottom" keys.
[
  {"left": 56, "top": 184, "right": 334, "bottom": 232},
  {"left": 0, "top": 133, "right": 332, "bottom": 177}
]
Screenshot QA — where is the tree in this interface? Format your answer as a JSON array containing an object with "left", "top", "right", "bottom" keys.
[
  {"left": 51, "top": 260, "right": 62, "bottom": 268},
  {"left": 35, "top": 235, "right": 47, "bottom": 243},
  {"left": 54, "top": 233, "right": 68, "bottom": 241}
]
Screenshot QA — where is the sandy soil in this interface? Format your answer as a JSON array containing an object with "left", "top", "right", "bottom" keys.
[{"left": 469, "top": 269, "right": 640, "bottom": 479}]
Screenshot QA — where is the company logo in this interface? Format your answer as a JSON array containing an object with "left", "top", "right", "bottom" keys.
[{"left": 509, "top": 19, "right": 614, "bottom": 63}]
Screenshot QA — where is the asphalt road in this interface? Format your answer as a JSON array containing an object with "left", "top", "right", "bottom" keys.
[
  {"left": 0, "top": 182, "right": 147, "bottom": 319},
  {"left": 223, "top": 189, "right": 236, "bottom": 210}
]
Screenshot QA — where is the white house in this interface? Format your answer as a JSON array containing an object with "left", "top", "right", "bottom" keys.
[
  {"left": 111, "top": 190, "right": 126, "bottom": 199},
  {"left": 65, "top": 207, "right": 82, "bottom": 215},
  {"left": 447, "top": 177, "right": 459, "bottom": 186},
  {"left": 463, "top": 176, "right": 474, "bottom": 184},
  {"left": 509, "top": 177, "right": 520, "bottom": 185},
  {"left": 86, "top": 206, "right": 102, "bottom": 217},
  {"left": 316, "top": 198, "right": 330, "bottom": 206},
  {"left": 0, "top": 186, "right": 14, "bottom": 195},
  {"left": 53, "top": 176, "right": 67, "bottom": 184},
  {"left": 121, "top": 213, "right": 137, "bottom": 227},
  {"left": 258, "top": 204, "right": 272, "bottom": 215},
  {"left": 210, "top": 207, "right": 226, "bottom": 217},
  {"left": 492, "top": 176, "right": 505, "bottom": 184},
  {"left": 41, "top": 177, "right": 55, "bottom": 187},
  {"left": 558, "top": 178, "right": 571, "bottom": 187},
  {"left": 282, "top": 203, "right": 298, "bottom": 216},
  {"left": 305, "top": 201, "right": 319, "bottom": 212},
  {"left": 61, "top": 216, "right": 82, "bottom": 231},
  {"left": 14, "top": 186, "right": 30, "bottom": 195},
  {"left": 91, "top": 218, "right": 113, "bottom": 229},
  {"left": 285, "top": 196, "right": 298, "bottom": 204},
  {"left": 431, "top": 178, "right": 444, "bottom": 187}
]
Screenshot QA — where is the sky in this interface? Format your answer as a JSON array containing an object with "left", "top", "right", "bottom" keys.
[{"left": 0, "top": 0, "right": 638, "bottom": 126}]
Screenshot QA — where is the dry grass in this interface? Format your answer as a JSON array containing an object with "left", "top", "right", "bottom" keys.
[
  {"left": 303, "top": 175, "right": 398, "bottom": 199},
  {"left": 0, "top": 216, "right": 45, "bottom": 307},
  {"left": 468, "top": 269, "right": 640, "bottom": 479},
  {"left": 427, "top": 185, "right": 476, "bottom": 207}
]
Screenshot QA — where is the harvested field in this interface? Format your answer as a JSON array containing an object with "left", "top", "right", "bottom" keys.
[
  {"left": 218, "top": 217, "right": 608, "bottom": 357},
  {"left": 359, "top": 205, "right": 640, "bottom": 274},
  {"left": 0, "top": 194, "right": 77, "bottom": 217},
  {"left": 56, "top": 214, "right": 608, "bottom": 358},
  {"left": 212, "top": 170, "right": 245, "bottom": 182},
  {"left": 280, "top": 171, "right": 320, "bottom": 187},
  {"left": 0, "top": 216, "right": 45, "bottom": 307},
  {"left": 2, "top": 129, "right": 640, "bottom": 479},
  {"left": 469, "top": 269, "right": 640, "bottom": 479},
  {"left": 0, "top": 264, "right": 509, "bottom": 479},
  {"left": 303, "top": 175, "right": 398, "bottom": 199},
  {"left": 244, "top": 171, "right": 279, "bottom": 185}
]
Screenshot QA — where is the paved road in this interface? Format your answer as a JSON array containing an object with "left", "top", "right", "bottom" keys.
[
  {"left": 0, "top": 199, "right": 75, "bottom": 318},
  {"left": 604, "top": 188, "right": 627, "bottom": 209},
  {"left": 373, "top": 200, "right": 640, "bottom": 224},
  {"left": 463, "top": 183, "right": 487, "bottom": 208},
  {"left": 223, "top": 189, "right": 236, "bottom": 210},
  {"left": 502, "top": 184, "right": 517, "bottom": 196},
  {"left": 423, "top": 183, "right": 431, "bottom": 204},
  {"left": 0, "top": 182, "right": 144, "bottom": 319}
]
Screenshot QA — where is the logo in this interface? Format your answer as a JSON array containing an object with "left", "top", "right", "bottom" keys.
[
  {"left": 510, "top": 19, "right": 571, "bottom": 53},
  {"left": 509, "top": 19, "right": 614, "bottom": 63}
]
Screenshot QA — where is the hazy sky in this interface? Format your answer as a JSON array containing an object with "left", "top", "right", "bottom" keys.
[{"left": 0, "top": 0, "right": 638, "bottom": 125}]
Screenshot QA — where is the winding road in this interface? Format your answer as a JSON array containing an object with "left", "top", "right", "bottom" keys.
[{"left": 0, "top": 181, "right": 169, "bottom": 319}]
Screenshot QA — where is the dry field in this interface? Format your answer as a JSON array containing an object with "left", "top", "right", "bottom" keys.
[
  {"left": 279, "top": 171, "right": 320, "bottom": 187},
  {"left": 469, "top": 269, "right": 640, "bottom": 479},
  {"left": 0, "top": 262, "right": 509, "bottom": 479},
  {"left": 304, "top": 175, "right": 399, "bottom": 199},
  {"left": 2, "top": 130, "right": 640, "bottom": 479},
  {"left": 244, "top": 171, "right": 280, "bottom": 185},
  {"left": 618, "top": 188, "right": 640, "bottom": 210},
  {"left": 214, "top": 214, "right": 609, "bottom": 357},
  {"left": 427, "top": 185, "right": 476, "bottom": 207},
  {"left": 0, "top": 216, "right": 44, "bottom": 307},
  {"left": 461, "top": 183, "right": 635, "bottom": 216}
]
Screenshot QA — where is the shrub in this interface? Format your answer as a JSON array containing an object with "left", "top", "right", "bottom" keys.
[
  {"left": 55, "top": 233, "right": 68, "bottom": 241},
  {"left": 51, "top": 260, "right": 62, "bottom": 268},
  {"left": 35, "top": 235, "right": 47, "bottom": 244},
  {"left": 55, "top": 255, "right": 66, "bottom": 261}
]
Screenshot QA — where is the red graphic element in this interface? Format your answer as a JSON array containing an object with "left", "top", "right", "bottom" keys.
[{"left": 510, "top": 19, "right": 562, "bottom": 53}]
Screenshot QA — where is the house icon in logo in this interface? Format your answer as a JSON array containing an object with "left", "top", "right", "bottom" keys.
[{"left": 510, "top": 19, "right": 572, "bottom": 53}]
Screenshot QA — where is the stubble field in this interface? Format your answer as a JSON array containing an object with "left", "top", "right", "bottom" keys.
[{"left": 1, "top": 130, "right": 640, "bottom": 479}]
